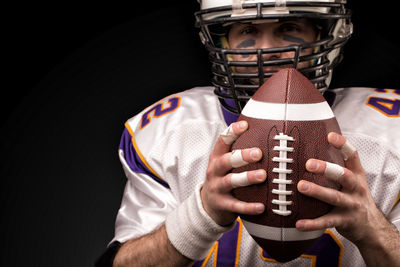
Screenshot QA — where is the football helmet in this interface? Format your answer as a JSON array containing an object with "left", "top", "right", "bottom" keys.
[{"left": 195, "top": 0, "right": 353, "bottom": 114}]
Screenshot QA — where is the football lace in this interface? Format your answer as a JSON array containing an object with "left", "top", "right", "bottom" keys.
[{"left": 272, "top": 133, "right": 294, "bottom": 216}]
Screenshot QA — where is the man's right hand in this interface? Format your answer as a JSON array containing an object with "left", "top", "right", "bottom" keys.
[{"left": 201, "top": 120, "right": 267, "bottom": 226}]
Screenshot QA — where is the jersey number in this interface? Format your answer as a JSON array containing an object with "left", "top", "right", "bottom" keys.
[
  {"left": 366, "top": 89, "right": 400, "bottom": 117},
  {"left": 140, "top": 97, "right": 181, "bottom": 129}
]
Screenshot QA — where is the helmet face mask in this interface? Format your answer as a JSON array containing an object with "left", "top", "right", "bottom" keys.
[{"left": 195, "top": 0, "right": 353, "bottom": 114}]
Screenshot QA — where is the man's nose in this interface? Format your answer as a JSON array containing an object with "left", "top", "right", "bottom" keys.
[
  {"left": 259, "top": 35, "right": 277, "bottom": 49},
  {"left": 258, "top": 36, "right": 282, "bottom": 60},
  {"left": 257, "top": 41, "right": 281, "bottom": 62}
]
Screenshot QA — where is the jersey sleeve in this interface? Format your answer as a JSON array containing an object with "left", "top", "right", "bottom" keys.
[
  {"left": 109, "top": 126, "right": 177, "bottom": 245},
  {"left": 109, "top": 87, "right": 225, "bottom": 246}
]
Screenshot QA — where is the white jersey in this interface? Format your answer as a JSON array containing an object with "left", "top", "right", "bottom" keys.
[{"left": 111, "top": 86, "right": 400, "bottom": 266}]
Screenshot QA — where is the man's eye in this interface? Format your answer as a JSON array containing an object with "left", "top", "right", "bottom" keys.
[
  {"left": 240, "top": 26, "right": 258, "bottom": 35},
  {"left": 279, "top": 23, "right": 301, "bottom": 33}
]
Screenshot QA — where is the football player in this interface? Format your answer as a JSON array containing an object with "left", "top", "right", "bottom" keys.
[{"left": 97, "top": 0, "right": 400, "bottom": 266}]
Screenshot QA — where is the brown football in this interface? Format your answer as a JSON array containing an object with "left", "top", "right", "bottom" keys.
[{"left": 231, "top": 68, "right": 344, "bottom": 262}]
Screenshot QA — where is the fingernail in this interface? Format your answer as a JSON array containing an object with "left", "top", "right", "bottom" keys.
[
  {"left": 239, "top": 121, "right": 247, "bottom": 129},
  {"left": 299, "top": 181, "right": 309, "bottom": 192},
  {"left": 250, "top": 149, "right": 261, "bottom": 159},
  {"left": 307, "top": 160, "right": 318, "bottom": 171},
  {"left": 255, "top": 204, "right": 264, "bottom": 214},
  {"left": 329, "top": 132, "right": 339, "bottom": 143},
  {"left": 297, "top": 221, "right": 306, "bottom": 229},
  {"left": 255, "top": 170, "right": 265, "bottom": 181}
]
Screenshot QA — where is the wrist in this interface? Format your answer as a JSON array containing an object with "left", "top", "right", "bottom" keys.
[
  {"left": 200, "top": 187, "right": 237, "bottom": 227},
  {"left": 355, "top": 221, "right": 400, "bottom": 266},
  {"left": 353, "top": 208, "right": 399, "bottom": 253},
  {"left": 165, "top": 183, "right": 234, "bottom": 260},
  {"left": 356, "top": 220, "right": 398, "bottom": 249}
]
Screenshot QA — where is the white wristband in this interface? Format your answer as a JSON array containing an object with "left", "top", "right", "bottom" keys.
[{"left": 165, "top": 183, "right": 234, "bottom": 260}]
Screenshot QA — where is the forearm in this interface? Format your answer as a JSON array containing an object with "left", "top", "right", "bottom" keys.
[
  {"left": 355, "top": 215, "right": 400, "bottom": 267},
  {"left": 113, "top": 224, "right": 193, "bottom": 267}
]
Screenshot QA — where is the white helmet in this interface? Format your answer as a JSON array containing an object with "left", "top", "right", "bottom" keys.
[{"left": 195, "top": 0, "right": 353, "bottom": 114}]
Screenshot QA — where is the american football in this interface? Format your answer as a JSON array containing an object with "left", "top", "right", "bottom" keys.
[{"left": 231, "top": 68, "right": 344, "bottom": 262}]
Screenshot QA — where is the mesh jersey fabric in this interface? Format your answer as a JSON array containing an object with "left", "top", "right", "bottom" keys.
[{"left": 111, "top": 86, "right": 400, "bottom": 266}]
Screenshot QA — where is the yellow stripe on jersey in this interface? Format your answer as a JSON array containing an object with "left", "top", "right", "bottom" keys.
[
  {"left": 394, "top": 191, "right": 400, "bottom": 208},
  {"left": 201, "top": 219, "right": 243, "bottom": 267},
  {"left": 124, "top": 121, "right": 164, "bottom": 181},
  {"left": 235, "top": 218, "right": 243, "bottom": 267},
  {"left": 201, "top": 242, "right": 219, "bottom": 267}
]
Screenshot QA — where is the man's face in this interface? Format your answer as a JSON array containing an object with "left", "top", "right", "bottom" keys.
[{"left": 227, "top": 18, "right": 318, "bottom": 78}]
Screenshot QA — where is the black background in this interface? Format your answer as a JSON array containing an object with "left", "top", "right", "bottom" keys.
[{"left": 1, "top": 2, "right": 399, "bottom": 266}]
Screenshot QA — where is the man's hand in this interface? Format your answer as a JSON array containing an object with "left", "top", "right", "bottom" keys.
[
  {"left": 296, "top": 132, "right": 400, "bottom": 266},
  {"left": 295, "top": 132, "right": 375, "bottom": 241},
  {"left": 201, "top": 121, "right": 266, "bottom": 226}
]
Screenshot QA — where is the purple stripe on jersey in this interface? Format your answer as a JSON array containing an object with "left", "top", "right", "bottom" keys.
[
  {"left": 220, "top": 98, "right": 239, "bottom": 126},
  {"left": 193, "top": 221, "right": 240, "bottom": 266},
  {"left": 303, "top": 232, "right": 341, "bottom": 266},
  {"left": 261, "top": 231, "right": 341, "bottom": 265},
  {"left": 214, "top": 221, "right": 241, "bottom": 265},
  {"left": 119, "top": 128, "right": 170, "bottom": 189}
]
